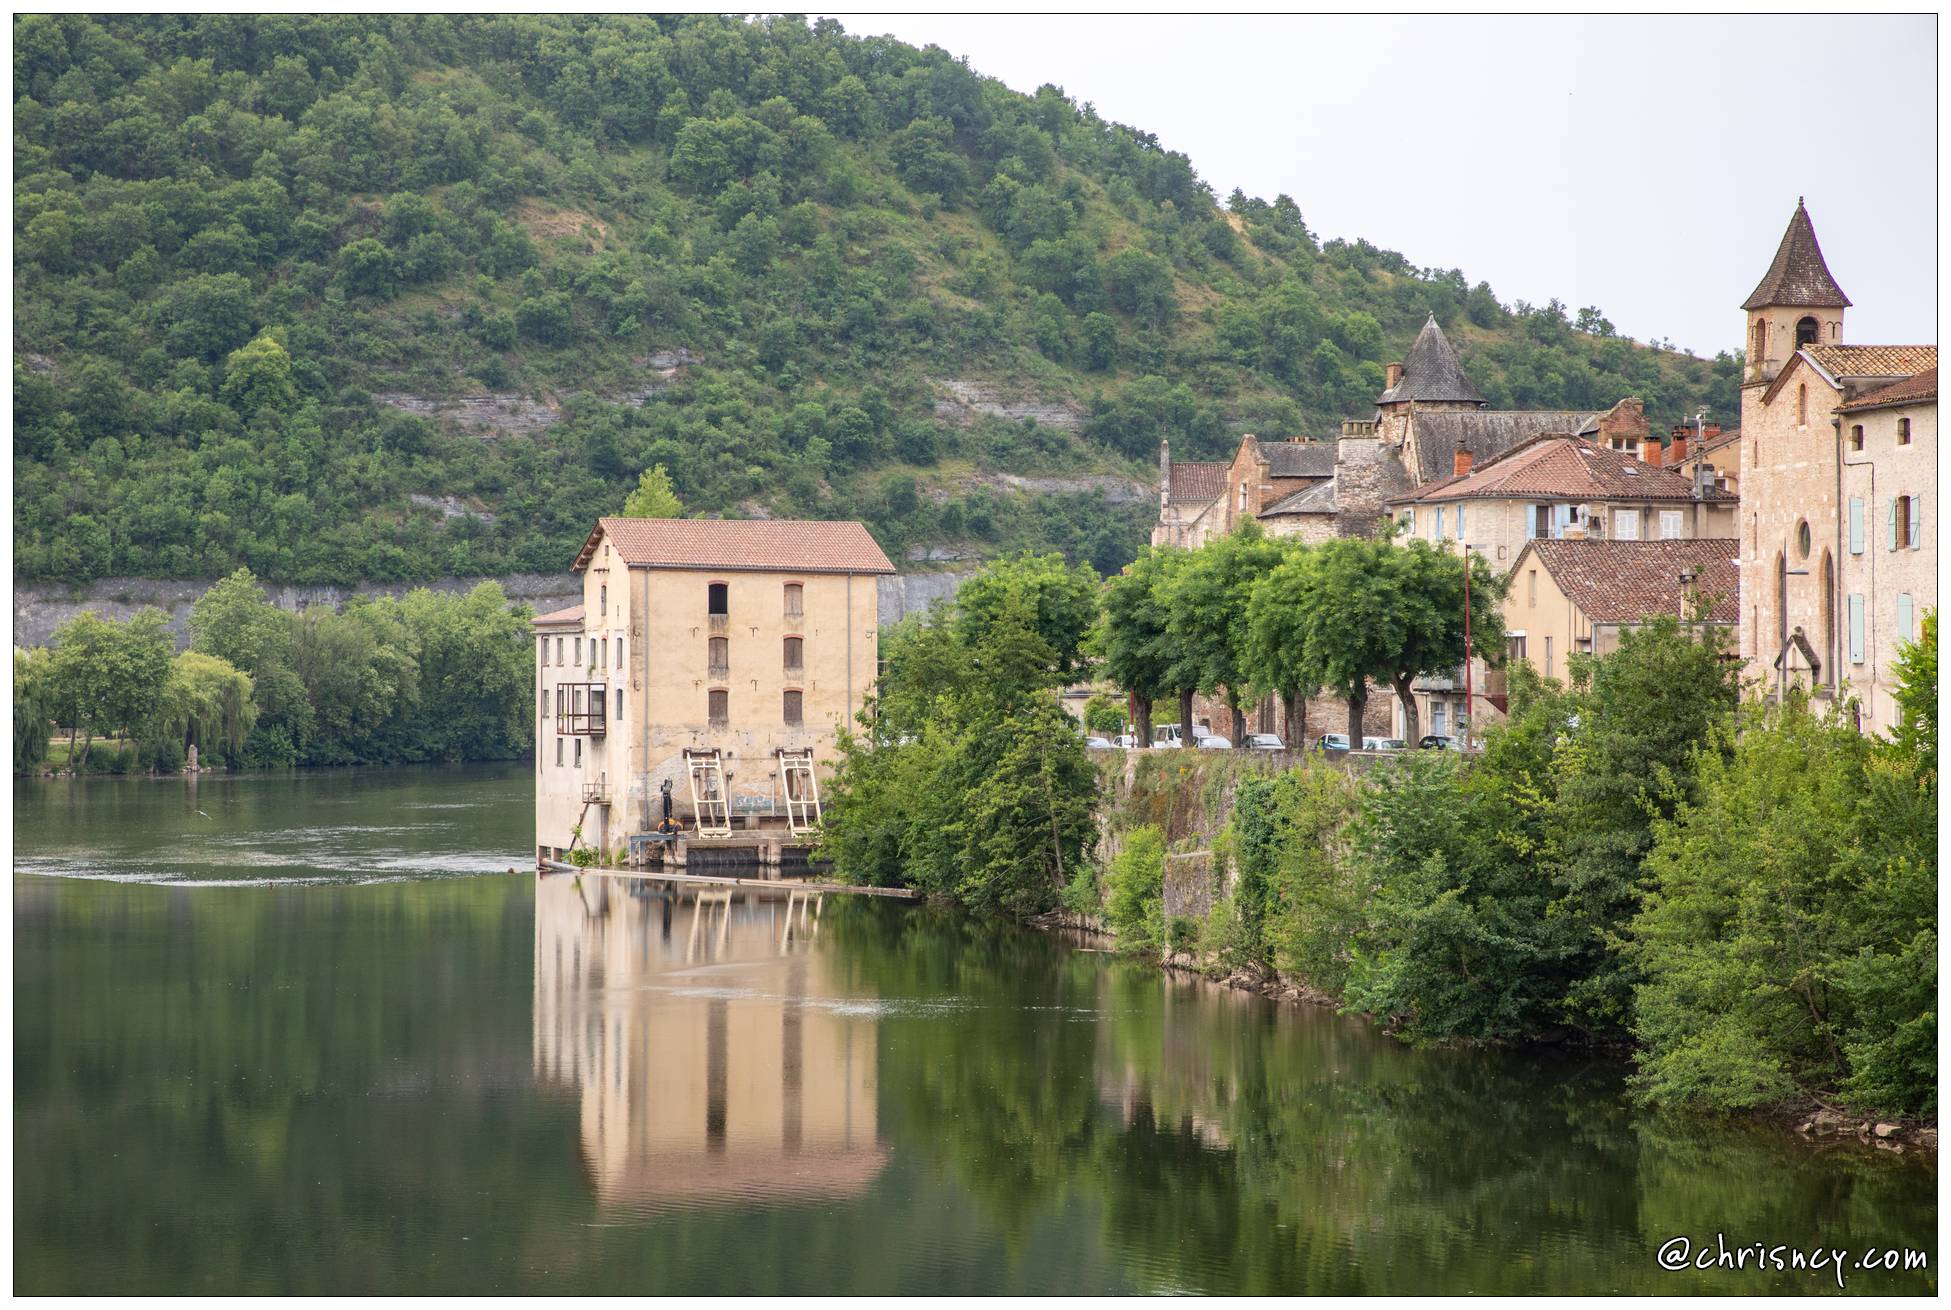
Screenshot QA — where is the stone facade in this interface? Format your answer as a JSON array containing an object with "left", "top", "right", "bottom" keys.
[
  {"left": 1733, "top": 202, "right": 1935, "bottom": 729},
  {"left": 534, "top": 519, "right": 891, "bottom": 859},
  {"left": 1837, "top": 384, "right": 1935, "bottom": 733}
]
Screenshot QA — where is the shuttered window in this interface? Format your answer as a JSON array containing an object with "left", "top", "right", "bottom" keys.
[
  {"left": 1613, "top": 509, "right": 1640, "bottom": 540},
  {"left": 1435, "top": 507, "right": 1446, "bottom": 539},
  {"left": 1909, "top": 495, "right": 1923, "bottom": 550},
  {"left": 1848, "top": 498, "right": 1865, "bottom": 554},
  {"left": 1848, "top": 594, "right": 1866, "bottom": 664},
  {"left": 1897, "top": 593, "right": 1915, "bottom": 644},
  {"left": 1888, "top": 498, "right": 1899, "bottom": 551},
  {"left": 1659, "top": 510, "right": 1684, "bottom": 539}
]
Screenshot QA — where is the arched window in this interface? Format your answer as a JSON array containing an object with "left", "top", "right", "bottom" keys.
[
  {"left": 1820, "top": 552, "right": 1835, "bottom": 684},
  {"left": 1776, "top": 552, "right": 1789, "bottom": 648},
  {"left": 1751, "top": 318, "right": 1766, "bottom": 361},
  {"left": 1796, "top": 315, "right": 1819, "bottom": 347}
]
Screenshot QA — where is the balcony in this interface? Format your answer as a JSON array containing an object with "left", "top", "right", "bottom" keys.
[
  {"left": 582, "top": 773, "right": 609, "bottom": 804},
  {"left": 555, "top": 683, "right": 608, "bottom": 736}
]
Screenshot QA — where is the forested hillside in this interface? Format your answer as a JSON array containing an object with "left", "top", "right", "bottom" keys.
[{"left": 14, "top": 14, "right": 1743, "bottom": 585}]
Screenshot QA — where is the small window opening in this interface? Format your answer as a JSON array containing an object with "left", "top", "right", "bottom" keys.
[
  {"left": 783, "top": 690, "right": 804, "bottom": 726},
  {"left": 707, "top": 582, "right": 729, "bottom": 616}
]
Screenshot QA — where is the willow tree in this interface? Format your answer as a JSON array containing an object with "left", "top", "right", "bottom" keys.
[{"left": 151, "top": 652, "right": 257, "bottom": 767}]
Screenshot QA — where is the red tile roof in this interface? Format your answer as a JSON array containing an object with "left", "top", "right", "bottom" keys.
[
  {"left": 1168, "top": 461, "right": 1227, "bottom": 503},
  {"left": 1392, "top": 434, "right": 1733, "bottom": 505},
  {"left": 1838, "top": 367, "right": 1936, "bottom": 413},
  {"left": 1803, "top": 344, "right": 1937, "bottom": 381},
  {"left": 1518, "top": 538, "right": 1740, "bottom": 625},
  {"left": 574, "top": 518, "right": 896, "bottom": 574},
  {"left": 532, "top": 604, "right": 585, "bottom": 627}
]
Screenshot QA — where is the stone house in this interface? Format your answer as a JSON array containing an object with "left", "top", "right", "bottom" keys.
[
  {"left": 533, "top": 517, "right": 894, "bottom": 861},
  {"left": 1835, "top": 367, "right": 1935, "bottom": 732},
  {"left": 1500, "top": 538, "right": 1740, "bottom": 699},
  {"left": 1734, "top": 199, "right": 1935, "bottom": 725}
]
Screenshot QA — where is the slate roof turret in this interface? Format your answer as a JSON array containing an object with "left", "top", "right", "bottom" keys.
[
  {"left": 1378, "top": 314, "right": 1487, "bottom": 406},
  {"left": 1742, "top": 199, "right": 1851, "bottom": 310}
]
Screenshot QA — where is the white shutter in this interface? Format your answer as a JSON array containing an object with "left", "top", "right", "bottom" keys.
[
  {"left": 1888, "top": 498, "right": 1899, "bottom": 551},
  {"left": 1613, "top": 509, "right": 1640, "bottom": 540},
  {"left": 1848, "top": 594, "right": 1866, "bottom": 664},
  {"left": 1897, "top": 593, "right": 1914, "bottom": 643},
  {"left": 1848, "top": 498, "right": 1864, "bottom": 554},
  {"left": 1660, "top": 510, "right": 1683, "bottom": 539},
  {"left": 1910, "top": 495, "right": 1923, "bottom": 550}
]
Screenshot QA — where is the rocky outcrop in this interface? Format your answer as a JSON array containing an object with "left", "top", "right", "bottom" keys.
[
  {"left": 985, "top": 472, "right": 1148, "bottom": 504},
  {"left": 375, "top": 390, "right": 562, "bottom": 437},
  {"left": 932, "top": 378, "right": 1084, "bottom": 430}
]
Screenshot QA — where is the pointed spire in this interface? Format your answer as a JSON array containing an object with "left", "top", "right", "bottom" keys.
[
  {"left": 1742, "top": 199, "right": 1851, "bottom": 310},
  {"left": 1378, "top": 313, "right": 1486, "bottom": 406}
]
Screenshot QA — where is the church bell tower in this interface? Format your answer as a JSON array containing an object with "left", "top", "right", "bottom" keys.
[{"left": 1741, "top": 198, "right": 1851, "bottom": 386}]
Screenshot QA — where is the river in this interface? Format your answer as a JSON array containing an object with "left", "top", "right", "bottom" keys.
[{"left": 13, "top": 764, "right": 1936, "bottom": 1294}]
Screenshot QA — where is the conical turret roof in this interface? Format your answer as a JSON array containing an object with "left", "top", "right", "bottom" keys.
[
  {"left": 1378, "top": 314, "right": 1486, "bottom": 406},
  {"left": 1742, "top": 199, "right": 1851, "bottom": 310}
]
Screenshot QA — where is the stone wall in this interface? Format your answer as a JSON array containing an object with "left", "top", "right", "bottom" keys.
[{"left": 14, "top": 568, "right": 979, "bottom": 649}]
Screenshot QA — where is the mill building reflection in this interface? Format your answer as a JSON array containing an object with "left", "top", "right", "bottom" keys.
[{"left": 532, "top": 872, "right": 885, "bottom": 1213}]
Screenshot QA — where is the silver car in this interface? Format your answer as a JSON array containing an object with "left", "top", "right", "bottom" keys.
[{"left": 1246, "top": 733, "right": 1285, "bottom": 751}]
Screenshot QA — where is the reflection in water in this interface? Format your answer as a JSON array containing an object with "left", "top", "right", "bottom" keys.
[{"left": 532, "top": 874, "right": 885, "bottom": 1215}]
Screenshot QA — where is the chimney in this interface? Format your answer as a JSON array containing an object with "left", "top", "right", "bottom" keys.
[
  {"left": 1642, "top": 438, "right": 1663, "bottom": 469},
  {"left": 1669, "top": 432, "right": 1689, "bottom": 465},
  {"left": 1700, "top": 423, "right": 1722, "bottom": 441},
  {"left": 1452, "top": 437, "right": 1473, "bottom": 478},
  {"left": 1385, "top": 361, "right": 1404, "bottom": 390}
]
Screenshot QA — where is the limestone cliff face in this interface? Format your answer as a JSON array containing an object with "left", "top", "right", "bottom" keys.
[{"left": 13, "top": 569, "right": 978, "bottom": 649}]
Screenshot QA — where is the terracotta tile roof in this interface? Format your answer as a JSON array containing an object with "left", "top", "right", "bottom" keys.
[
  {"left": 1518, "top": 539, "right": 1740, "bottom": 625},
  {"left": 1803, "top": 344, "right": 1937, "bottom": 381},
  {"left": 1837, "top": 367, "right": 1937, "bottom": 412},
  {"left": 1168, "top": 461, "right": 1227, "bottom": 503},
  {"left": 533, "top": 604, "right": 584, "bottom": 627},
  {"left": 574, "top": 518, "right": 895, "bottom": 574},
  {"left": 1393, "top": 434, "right": 1733, "bottom": 505},
  {"left": 1260, "top": 440, "right": 1338, "bottom": 477},
  {"left": 1379, "top": 314, "right": 1486, "bottom": 405},
  {"left": 1742, "top": 200, "right": 1851, "bottom": 310}
]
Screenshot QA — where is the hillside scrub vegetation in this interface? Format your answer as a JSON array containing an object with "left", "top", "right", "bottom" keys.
[{"left": 16, "top": 14, "right": 1740, "bottom": 587}]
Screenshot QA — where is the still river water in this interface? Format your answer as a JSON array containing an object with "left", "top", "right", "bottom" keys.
[{"left": 14, "top": 764, "right": 1936, "bottom": 1294}]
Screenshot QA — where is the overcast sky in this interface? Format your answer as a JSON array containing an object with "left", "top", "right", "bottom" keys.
[{"left": 824, "top": 14, "right": 1937, "bottom": 358}]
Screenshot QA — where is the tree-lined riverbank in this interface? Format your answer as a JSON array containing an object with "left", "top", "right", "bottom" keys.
[{"left": 820, "top": 550, "right": 1939, "bottom": 1129}]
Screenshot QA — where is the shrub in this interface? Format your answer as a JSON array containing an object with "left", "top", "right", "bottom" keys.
[{"left": 1105, "top": 824, "right": 1166, "bottom": 952}]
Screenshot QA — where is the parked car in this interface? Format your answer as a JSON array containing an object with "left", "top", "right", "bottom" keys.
[
  {"left": 1313, "top": 733, "right": 1352, "bottom": 752},
  {"left": 1115, "top": 732, "right": 1139, "bottom": 749},
  {"left": 1245, "top": 733, "right": 1285, "bottom": 751},
  {"left": 1363, "top": 737, "right": 1407, "bottom": 752},
  {"left": 1084, "top": 735, "right": 1117, "bottom": 751},
  {"left": 1195, "top": 734, "right": 1233, "bottom": 750},
  {"left": 1418, "top": 734, "right": 1455, "bottom": 751}
]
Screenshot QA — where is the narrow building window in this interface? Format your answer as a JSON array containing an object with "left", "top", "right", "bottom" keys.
[
  {"left": 708, "top": 636, "right": 729, "bottom": 679},
  {"left": 615, "top": 688, "right": 623, "bottom": 721},
  {"left": 574, "top": 738, "right": 582, "bottom": 768},
  {"left": 784, "top": 635, "right": 804, "bottom": 674},
  {"left": 1893, "top": 496, "right": 1912, "bottom": 550},
  {"left": 784, "top": 582, "right": 804, "bottom": 619},
  {"left": 1751, "top": 318, "right": 1766, "bottom": 362},
  {"left": 1898, "top": 593, "right": 1915, "bottom": 643},
  {"left": 784, "top": 689, "right": 804, "bottom": 726},
  {"left": 600, "top": 583, "right": 607, "bottom": 615},
  {"left": 1528, "top": 569, "right": 1537, "bottom": 608},
  {"left": 1796, "top": 384, "right": 1808, "bottom": 425},
  {"left": 1508, "top": 635, "right": 1527, "bottom": 663},
  {"left": 708, "top": 582, "right": 728, "bottom": 616},
  {"left": 539, "top": 636, "right": 549, "bottom": 667},
  {"left": 616, "top": 637, "right": 624, "bottom": 669},
  {"left": 574, "top": 636, "right": 582, "bottom": 664},
  {"left": 600, "top": 637, "right": 607, "bottom": 667},
  {"left": 1898, "top": 417, "right": 1912, "bottom": 445},
  {"left": 1455, "top": 504, "right": 1465, "bottom": 539},
  {"left": 540, "top": 688, "right": 548, "bottom": 718},
  {"left": 1848, "top": 498, "right": 1865, "bottom": 554},
  {"left": 1544, "top": 635, "right": 1553, "bottom": 678},
  {"left": 1435, "top": 507, "right": 1446, "bottom": 539},
  {"left": 708, "top": 689, "right": 729, "bottom": 728},
  {"left": 556, "top": 737, "right": 564, "bottom": 766},
  {"left": 1848, "top": 593, "right": 1866, "bottom": 664},
  {"left": 556, "top": 636, "right": 564, "bottom": 663},
  {"left": 1851, "top": 424, "right": 1865, "bottom": 452}
]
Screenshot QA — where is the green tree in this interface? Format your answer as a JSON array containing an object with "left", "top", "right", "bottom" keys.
[
  {"left": 47, "top": 609, "right": 174, "bottom": 768},
  {"left": 952, "top": 550, "right": 1099, "bottom": 681},
  {"left": 1094, "top": 545, "right": 1188, "bottom": 747},
  {"left": 148, "top": 651, "right": 257, "bottom": 768},
  {"left": 14, "top": 647, "right": 58, "bottom": 773},
  {"left": 621, "top": 464, "right": 683, "bottom": 518},
  {"left": 1166, "top": 523, "right": 1288, "bottom": 744},
  {"left": 219, "top": 334, "right": 299, "bottom": 415},
  {"left": 1378, "top": 542, "right": 1508, "bottom": 741}
]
